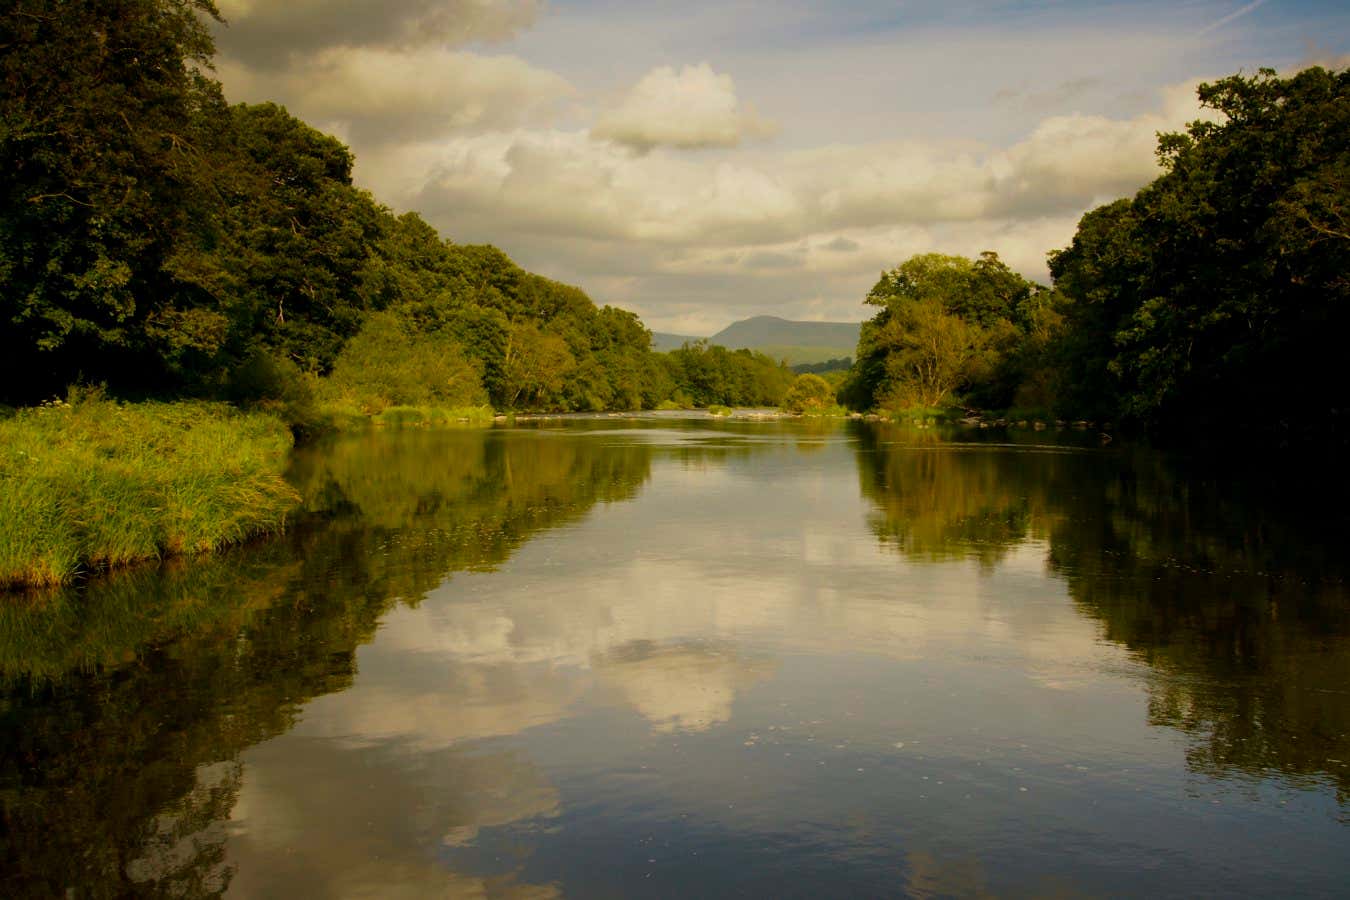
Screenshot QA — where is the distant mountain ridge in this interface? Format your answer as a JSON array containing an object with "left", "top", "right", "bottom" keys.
[
  {"left": 710, "top": 316, "right": 860, "bottom": 350},
  {"left": 651, "top": 331, "right": 702, "bottom": 352},
  {"left": 652, "top": 316, "right": 861, "bottom": 360}
]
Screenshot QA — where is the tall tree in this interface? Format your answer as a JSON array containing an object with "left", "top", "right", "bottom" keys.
[
  {"left": 1051, "top": 66, "right": 1350, "bottom": 439},
  {"left": 848, "top": 252, "right": 1039, "bottom": 411},
  {"left": 0, "top": 0, "right": 225, "bottom": 401}
]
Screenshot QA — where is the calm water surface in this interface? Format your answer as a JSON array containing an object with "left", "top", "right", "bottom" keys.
[{"left": 2, "top": 415, "right": 1348, "bottom": 897}]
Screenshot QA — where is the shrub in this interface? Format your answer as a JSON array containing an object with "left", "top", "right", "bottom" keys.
[
  {"left": 320, "top": 312, "right": 486, "bottom": 414},
  {"left": 781, "top": 374, "right": 835, "bottom": 413},
  {"left": 225, "top": 348, "right": 322, "bottom": 433}
]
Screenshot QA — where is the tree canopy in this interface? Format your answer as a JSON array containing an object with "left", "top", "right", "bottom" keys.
[
  {"left": 1049, "top": 66, "right": 1350, "bottom": 440},
  {"left": 0, "top": 0, "right": 766, "bottom": 415},
  {"left": 845, "top": 66, "right": 1349, "bottom": 446},
  {"left": 846, "top": 252, "right": 1046, "bottom": 413}
]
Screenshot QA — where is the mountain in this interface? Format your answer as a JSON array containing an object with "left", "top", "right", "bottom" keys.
[
  {"left": 708, "top": 316, "right": 861, "bottom": 352},
  {"left": 650, "top": 316, "right": 861, "bottom": 364},
  {"left": 652, "top": 332, "right": 702, "bottom": 352}
]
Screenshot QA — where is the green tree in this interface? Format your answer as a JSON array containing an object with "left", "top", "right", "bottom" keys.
[
  {"left": 849, "top": 252, "right": 1038, "bottom": 411},
  {"left": 1051, "top": 66, "right": 1350, "bottom": 439},
  {"left": 867, "top": 299, "right": 991, "bottom": 409},
  {"left": 198, "top": 103, "right": 387, "bottom": 375},
  {"left": 0, "top": 1, "right": 684, "bottom": 415},
  {"left": 0, "top": 0, "right": 226, "bottom": 402},
  {"left": 781, "top": 374, "right": 835, "bottom": 413},
  {"left": 500, "top": 321, "right": 575, "bottom": 410},
  {"left": 322, "top": 311, "right": 485, "bottom": 413}
]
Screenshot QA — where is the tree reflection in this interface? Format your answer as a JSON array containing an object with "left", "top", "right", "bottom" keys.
[
  {"left": 1046, "top": 452, "right": 1350, "bottom": 804},
  {"left": 853, "top": 426, "right": 1059, "bottom": 568},
  {"left": 857, "top": 425, "right": 1350, "bottom": 802},
  {"left": 0, "top": 428, "right": 657, "bottom": 897}
]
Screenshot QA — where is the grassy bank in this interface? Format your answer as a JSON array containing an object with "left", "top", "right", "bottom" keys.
[{"left": 0, "top": 394, "right": 299, "bottom": 589}]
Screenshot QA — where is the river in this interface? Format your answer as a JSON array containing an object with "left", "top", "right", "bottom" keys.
[{"left": 2, "top": 414, "right": 1347, "bottom": 897}]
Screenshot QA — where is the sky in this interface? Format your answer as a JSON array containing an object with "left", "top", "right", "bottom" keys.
[{"left": 210, "top": 1, "right": 1350, "bottom": 334}]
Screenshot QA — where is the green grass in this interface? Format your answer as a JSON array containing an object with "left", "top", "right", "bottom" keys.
[
  {"left": 313, "top": 400, "right": 496, "bottom": 430},
  {"left": 707, "top": 405, "right": 734, "bottom": 417},
  {"left": 371, "top": 405, "right": 496, "bottom": 428},
  {"left": 0, "top": 393, "right": 299, "bottom": 589}
]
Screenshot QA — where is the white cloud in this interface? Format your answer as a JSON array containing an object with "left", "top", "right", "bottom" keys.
[
  {"left": 592, "top": 63, "right": 776, "bottom": 151},
  {"left": 379, "top": 77, "right": 1208, "bottom": 330},
  {"left": 403, "top": 77, "right": 1203, "bottom": 250},
  {"left": 204, "top": 0, "right": 1330, "bottom": 332},
  {"left": 217, "top": 48, "right": 573, "bottom": 145}
]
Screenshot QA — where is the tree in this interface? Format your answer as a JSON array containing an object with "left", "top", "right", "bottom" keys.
[
  {"left": 781, "top": 374, "right": 834, "bottom": 413},
  {"left": 0, "top": 0, "right": 226, "bottom": 402},
  {"left": 1051, "top": 66, "right": 1350, "bottom": 439},
  {"left": 323, "top": 311, "right": 484, "bottom": 413},
  {"left": 868, "top": 299, "right": 990, "bottom": 409},
  {"left": 849, "top": 251, "right": 1039, "bottom": 411},
  {"left": 197, "top": 103, "right": 386, "bottom": 374},
  {"left": 500, "top": 321, "right": 575, "bottom": 410},
  {"left": 0, "top": 1, "right": 690, "bottom": 415}
]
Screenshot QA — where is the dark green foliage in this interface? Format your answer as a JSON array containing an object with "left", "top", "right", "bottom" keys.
[
  {"left": 0, "top": 0, "right": 226, "bottom": 401},
  {"left": 1050, "top": 67, "right": 1350, "bottom": 440},
  {"left": 1, "top": 0, "right": 686, "bottom": 413},
  {"left": 189, "top": 103, "right": 387, "bottom": 375}
]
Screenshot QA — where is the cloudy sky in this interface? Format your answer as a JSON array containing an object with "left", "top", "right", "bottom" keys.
[{"left": 211, "top": 0, "right": 1349, "bottom": 333}]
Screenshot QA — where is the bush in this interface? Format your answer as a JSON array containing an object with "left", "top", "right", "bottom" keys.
[
  {"left": 781, "top": 374, "right": 835, "bottom": 413},
  {"left": 225, "top": 348, "right": 322, "bottom": 434},
  {"left": 320, "top": 312, "right": 487, "bottom": 414}
]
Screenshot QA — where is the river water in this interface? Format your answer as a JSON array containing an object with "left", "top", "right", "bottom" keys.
[{"left": 2, "top": 415, "right": 1347, "bottom": 897}]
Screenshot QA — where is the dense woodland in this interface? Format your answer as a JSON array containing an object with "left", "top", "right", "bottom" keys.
[
  {"left": 2, "top": 1, "right": 1347, "bottom": 443},
  {"left": 847, "top": 66, "right": 1349, "bottom": 443},
  {"left": 0, "top": 0, "right": 793, "bottom": 418}
]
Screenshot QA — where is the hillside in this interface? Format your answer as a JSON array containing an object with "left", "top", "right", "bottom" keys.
[
  {"left": 652, "top": 332, "right": 702, "bottom": 352},
  {"left": 709, "top": 316, "right": 861, "bottom": 351},
  {"left": 651, "top": 317, "right": 861, "bottom": 362}
]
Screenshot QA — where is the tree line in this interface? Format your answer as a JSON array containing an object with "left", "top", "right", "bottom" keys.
[
  {"left": 842, "top": 66, "right": 1349, "bottom": 444},
  {"left": 0, "top": 0, "right": 794, "bottom": 417},
  {"left": 4, "top": 3, "right": 1343, "bottom": 439}
]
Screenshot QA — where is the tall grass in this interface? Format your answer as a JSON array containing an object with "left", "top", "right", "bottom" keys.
[{"left": 0, "top": 393, "right": 299, "bottom": 589}]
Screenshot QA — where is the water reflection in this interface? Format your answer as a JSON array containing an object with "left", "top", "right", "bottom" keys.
[
  {"left": 1, "top": 419, "right": 1347, "bottom": 897},
  {"left": 596, "top": 640, "right": 777, "bottom": 734},
  {"left": 857, "top": 426, "right": 1350, "bottom": 802},
  {"left": 0, "top": 428, "right": 661, "bottom": 896}
]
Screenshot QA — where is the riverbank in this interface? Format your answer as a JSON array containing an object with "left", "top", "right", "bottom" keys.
[{"left": 0, "top": 395, "right": 299, "bottom": 589}]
